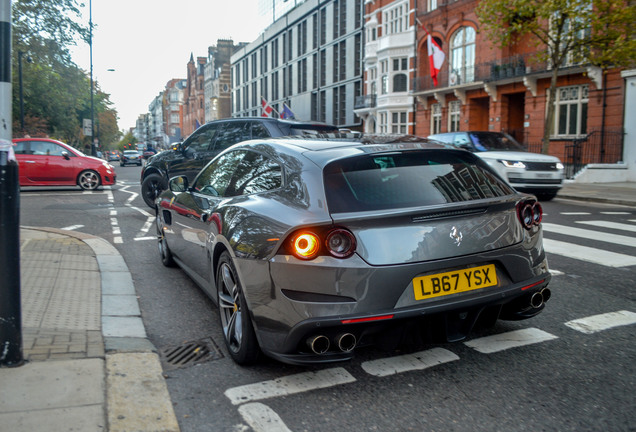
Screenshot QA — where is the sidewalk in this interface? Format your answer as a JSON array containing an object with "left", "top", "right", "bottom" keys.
[
  {"left": 0, "top": 227, "right": 179, "bottom": 432},
  {"left": 557, "top": 181, "right": 636, "bottom": 207},
  {"left": 0, "top": 182, "right": 633, "bottom": 432}
]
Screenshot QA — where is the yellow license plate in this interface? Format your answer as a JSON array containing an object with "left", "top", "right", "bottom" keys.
[{"left": 413, "top": 264, "right": 497, "bottom": 301}]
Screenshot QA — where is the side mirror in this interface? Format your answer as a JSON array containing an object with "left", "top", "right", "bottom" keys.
[
  {"left": 169, "top": 176, "right": 189, "bottom": 193},
  {"left": 61, "top": 151, "right": 70, "bottom": 160}
]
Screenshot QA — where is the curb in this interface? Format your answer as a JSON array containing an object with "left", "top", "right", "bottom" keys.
[{"left": 22, "top": 227, "right": 180, "bottom": 432}]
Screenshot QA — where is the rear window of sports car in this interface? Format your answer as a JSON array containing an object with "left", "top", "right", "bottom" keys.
[{"left": 323, "top": 150, "right": 515, "bottom": 213}]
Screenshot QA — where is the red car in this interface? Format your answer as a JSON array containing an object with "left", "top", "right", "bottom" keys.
[{"left": 13, "top": 138, "right": 117, "bottom": 190}]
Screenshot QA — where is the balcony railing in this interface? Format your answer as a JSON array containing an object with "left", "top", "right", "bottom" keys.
[
  {"left": 354, "top": 95, "right": 377, "bottom": 110},
  {"left": 412, "top": 53, "right": 554, "bottom": 93}
]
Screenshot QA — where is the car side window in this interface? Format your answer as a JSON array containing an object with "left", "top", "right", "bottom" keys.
[
  {"left": 13, "top": 142, "right": 28, "bottom": 154},
  {"left": 183, "top": 124, "right": 218, "bottom": 157},
  {"left": 225, "top": 151, "right": 282, "bottom": 197},
  {"left": 250, "top": 122, "right": 271, "bottom": 139},
  {"left": 193, "top": 150, "right": 247, "bottom": 197},
  {"left": 213, "top": 122, "right": 249, "bottom": 152},
  {"left": 31, "top": 141, "right": 67, "bottom": 156}
]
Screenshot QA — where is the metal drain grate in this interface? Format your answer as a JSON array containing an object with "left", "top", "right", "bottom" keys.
[{"left": 159, "top": 337, "right": 224, "bottom": 370}]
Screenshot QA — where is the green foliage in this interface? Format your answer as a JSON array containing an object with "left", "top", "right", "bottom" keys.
[
  {"left": 11, "top": 0, "right": 120, "bottom": 150},
  {"left": 118, "top": 131, "right": 138, "bottom": 152},
  {"left": 476, "top": 0, "right": 635, "bottom": 70}
]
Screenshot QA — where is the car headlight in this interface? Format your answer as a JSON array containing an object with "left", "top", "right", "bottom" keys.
[
  {"left": 500, "top": 160, "right": 526, "bottom": 169},
  {"left": 556, "top": 162, "right": 564, "bottom": 170}
]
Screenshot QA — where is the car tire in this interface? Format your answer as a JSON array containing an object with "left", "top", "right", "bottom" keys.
[
  {"left": 77, "top": 170, "right": 101, "bottom": 191},
  {"left": 142, "top": 174, "right": 168, "bottom": 208},
  {"left": 216, "top": 251, "right": 260, "bottom": 365},
  {"left": 156, "top": 215, "right": 176, "bottom": 267}
]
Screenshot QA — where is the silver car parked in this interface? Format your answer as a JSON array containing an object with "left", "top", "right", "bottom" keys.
[{"left": 155, "top": 135, "right": 552, "bottom": 365}]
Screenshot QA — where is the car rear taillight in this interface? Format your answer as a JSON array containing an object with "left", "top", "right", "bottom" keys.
[
  {"left": 288, "top": 227, "right": 357, "bottom": 260},
  {"left": 292, "top": 232, "right": 321, "bottom": 260},
  {"left": 325, "top": 228, "right": 357, "bottom": 258},
  {"left": 517, "top": 199, "right": 543, "bottom": 230}
]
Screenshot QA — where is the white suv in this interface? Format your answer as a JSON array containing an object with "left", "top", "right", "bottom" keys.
[{"left": 429, "top": 131, "right": 564, "bottom": 201}]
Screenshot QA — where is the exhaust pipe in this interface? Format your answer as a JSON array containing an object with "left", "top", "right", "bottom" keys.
[
  {"left": 530, "top": 291, "right": 544, "bottom": 309},
  {"left": 540, "top": 288, "right": 551, "bottom": 303},
  {"left": 335, "top": 333, "right": 357, "bottom": 352},
  {"left": 307, "top": 335, "right": 330, "bottom": 354}
]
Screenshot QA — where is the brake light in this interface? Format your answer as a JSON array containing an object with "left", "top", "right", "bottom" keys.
[
  {"left": 292, "top": 232, "right": 320, "bottom": 260},
  {"left": 517, "top": 199, "right": 543, "bottom": 230},
  {"left": 288, "top": 227, "right": 357, "bottom": 260}
]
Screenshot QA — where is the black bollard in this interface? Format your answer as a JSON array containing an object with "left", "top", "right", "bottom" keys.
[{"left": 0, "top": 148, "right": 23, "bottom": 367}]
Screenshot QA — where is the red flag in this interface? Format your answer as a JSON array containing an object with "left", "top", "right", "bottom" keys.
[
  {"left": 426, "top": 32, "right": 445, "bottom": 87},
  {"left": 261, "top": 97, "right": 273, "bottom": 117}
]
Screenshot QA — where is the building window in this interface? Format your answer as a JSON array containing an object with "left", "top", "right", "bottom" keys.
[
  {"left": 393, "top": 74, "right": 407, "bottom": 92},
  {"left": 384, "top": 2, "right": 407, "bottom": 35},
  {"left": 450, "top": 27, "right": 475, "bottom": 85},
  {"left": 428, "top": 0, "right": 437, "bottom": 12},
  {"left": 379, "top": 112, "right": 388, "bottom": 133},
  {"left": 431, "top": 103, "right": 442, "bottom": 134},
  {"left": 449, "top": 100, "right": 461, "bottom": 132},
  {"left": 552, "top": 85, "right": 588, "bottom": 137},
  {"left": 380, "top": 60, "right": 388, "bottom": 94},
  {"left": 368, "top": 67, "right": 377, "bottom": 95},
  {"left": 392, "top": 112, "right": 407, "bottom": 133}
]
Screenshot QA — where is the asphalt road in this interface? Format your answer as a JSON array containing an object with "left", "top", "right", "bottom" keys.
[{"left": 19, "top": 166, "right": 636, "bottom": 432}]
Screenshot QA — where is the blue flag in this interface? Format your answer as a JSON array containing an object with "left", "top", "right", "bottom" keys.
[{"left": 281, "top": 104, "right": 295, "bottom": 120}]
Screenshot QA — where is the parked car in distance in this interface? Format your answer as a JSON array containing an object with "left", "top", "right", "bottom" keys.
[
  {"left": 155, "top": 135, "right": 552, "bottom": 365},
  {"left": 140, "top": 117, "right": 340, "bottom": 208},
  {"left": 428, "top": 131, "right": 564, "bottom": 200},
  {"left": 121, "top": 150, "right": 142, "bottom": 166},
  {"left": 107, "top": 151, "right": 120, "bottom": 162},
  {"left": 13, "top": 138, "right": 116, "bottom": 190}
]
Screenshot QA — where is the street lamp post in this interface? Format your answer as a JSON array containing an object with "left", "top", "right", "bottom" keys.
[{"left": 89, "top": 0, "right": 96, "bottom": 156}]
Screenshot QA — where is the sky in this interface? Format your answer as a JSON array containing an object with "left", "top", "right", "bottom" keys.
[{"left": 71, "top": 0, "right": 271, "bottom": 132}]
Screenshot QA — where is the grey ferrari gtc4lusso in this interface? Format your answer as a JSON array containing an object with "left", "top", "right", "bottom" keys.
[{"left": 155, "top": 135, "right": 552, "bottom": 365}]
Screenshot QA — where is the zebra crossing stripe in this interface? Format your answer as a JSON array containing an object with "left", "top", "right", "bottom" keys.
[
  {"left": 361, "top": 347, "right": 459, "bottom": 377},
  {"left": 542, "top": 223, "right": 636, "bottom": 248},
  {"left": 565, "top": 310, "right": 636, "bottom": 334},
  {"left": 464, "top": 328, "right": 558, "bottom": 354},
  {"left": 238, "top": 403, "right": 293, "bottom": 432},
  {"left": 543, "top": 238, "right": 636, "bottom": 267},
  {"left": 224, "top": 367, "right": 356, "bottom": 405},
  {"left": 576, "top": 220, "right": 636, "bottom": 233}
]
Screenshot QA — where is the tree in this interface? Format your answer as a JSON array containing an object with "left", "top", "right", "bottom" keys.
[
  {"left": 11, "top": 0, "right": 119, "bottom": 148},
  {"left": 118, "top": 131, "right": 138, "bottom": 152},
  {"left": 476, "top": 0, "right": 636, "bottom": 154}
]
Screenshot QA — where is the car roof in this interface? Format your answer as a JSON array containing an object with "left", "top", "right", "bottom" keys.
[
  {"left": 239, "top": 134, "right": 458, "bottom": 168},
  {"left": 199, "top": 116, "right": 337, "bottom": 128}
]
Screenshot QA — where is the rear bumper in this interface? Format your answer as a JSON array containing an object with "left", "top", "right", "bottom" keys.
[{"left": 261, "top": 273, "right": 551, "bottom": 365}]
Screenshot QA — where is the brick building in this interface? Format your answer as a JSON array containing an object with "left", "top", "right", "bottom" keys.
[
  {"left": 411, "top": 0, "right": 626, "bottom": 173},
  {"left": 182, "top": 54, "right": 207, "bottom": 137}
]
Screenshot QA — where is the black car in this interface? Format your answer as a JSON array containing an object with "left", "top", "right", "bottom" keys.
[{"left": 140, "top": 117, "right": 339, "bottom": 207}]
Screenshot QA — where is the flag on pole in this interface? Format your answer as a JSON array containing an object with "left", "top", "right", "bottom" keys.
[
  {"left": 261, "top": 97, "right": 273, "bottom": 117},
  {"left": 426, "top": 31, "right": 445, "bottom": 87},
  {"left": 281, "top": 103, "right": 295, "bottom": 120}
]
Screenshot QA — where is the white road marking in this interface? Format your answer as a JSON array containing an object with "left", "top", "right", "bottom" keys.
[
  {"left": 137, "top": 216, "right": 154, "bottom": 236},
  {"left": 238, "top": 403, "right": 293, "bottom": 432},
  {"left": 543, "top": 238, "right": 636, "bottom": 267},
  {"left": 224, "top": 367, "right": 356, "bottom": 406},
  {"left": 542, "top": 223, "right": 636, "bottom": 248},
  {"left": 577, "top": 220, "right": 636, "bottom": 233},
  {"left": 61, "top": 225, "right": 84, "bottom": 231},
  {"left": 564, "top": 310, "right": 636, "bottom": 334},
  {"left": 361, "top": 347, "right": 459, "bottom": 377},
  {"left": 560, "top": 212, "right": 591, "bottom": 215},
  {"left": 464, "top": 328, "right": 558, "bottom": 354},
  {"left": 114, "top": 236, "right": 123, "bottom": 244},
  {"left": 600, "top": 212, "right": 632, "bottom": 215},
  {"left": 110, "top": 210, "right": 117, "bottom": 216},
  {"left": 550, "top": 269, "right": 564, "bottom": 276},
  {"left": 134, "top": 236, "right": 156, "bottom": 241}
]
